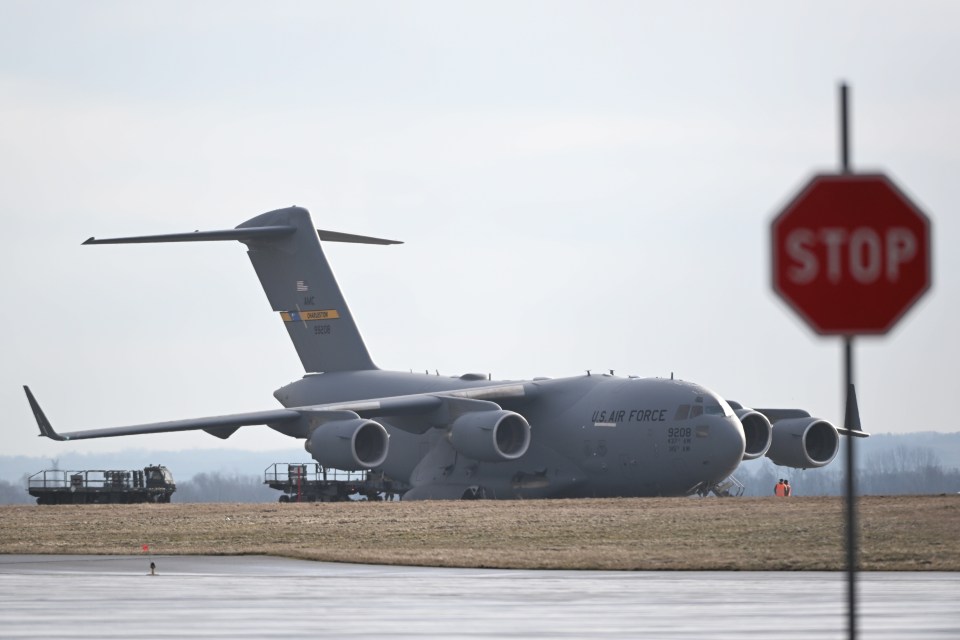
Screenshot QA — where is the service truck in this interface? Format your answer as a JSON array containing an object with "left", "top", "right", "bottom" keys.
[
  {"left": 265, "top": 462, "right": 407, "bottom": 502},
  {"left": 28, "top": 465, "right": 176, "bottom": 504}
]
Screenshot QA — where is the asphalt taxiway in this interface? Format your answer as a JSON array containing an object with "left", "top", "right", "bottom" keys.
[{"left": 1, "top": 555, "right": 957, "bottom": 639}]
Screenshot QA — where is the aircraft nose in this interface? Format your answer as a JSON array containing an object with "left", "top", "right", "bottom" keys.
[
  {"left": 697, "top": 411, "right": 746, "bottom": 476},
  {"left": 702, "top": 395, "right": 746, "bottom": 463},
  {"left": 719, "top": 413, "right": 747, "bottom": 461}
]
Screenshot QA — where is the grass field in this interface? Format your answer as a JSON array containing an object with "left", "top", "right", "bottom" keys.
[{"left": 1, "top": 495, "right": 957, "bottom": 570}]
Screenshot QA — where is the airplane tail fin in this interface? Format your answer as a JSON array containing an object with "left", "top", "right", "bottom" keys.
[{"left": 84, "top": 206, "right": 401, "bottom": 373}]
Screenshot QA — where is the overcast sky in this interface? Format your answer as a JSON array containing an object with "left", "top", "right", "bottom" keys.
[{"left": 3, "top": 1, "right": 958, "bottom": 460}]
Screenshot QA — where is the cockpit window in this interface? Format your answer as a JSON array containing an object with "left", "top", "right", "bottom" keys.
[
  {"left": 704, "top": 404, "right": 725, "bottom": 416},
  {"left": 677, "top": 396, "right": 734, "bottom": 420}
]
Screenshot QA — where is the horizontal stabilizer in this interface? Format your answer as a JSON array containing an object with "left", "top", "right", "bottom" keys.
[
  {"left": 81, "top": 207, "right": 401, "bottom": 373},
  {"left": 317, "top": 230, "right": 403, "bottom": 245},
  {"left": 83, "top": 226, "right": 296, "bottom": 245},
  {"left": 83, "top": 227, "right": 402, "bottom": 246}
]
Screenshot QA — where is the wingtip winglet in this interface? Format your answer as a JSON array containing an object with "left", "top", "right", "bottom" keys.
[
  {"left": 840, "top": 383, "right": 869, "bottom": 437},
  {"left": 23, "top": 386, "right": 66, "bottom": 441}
]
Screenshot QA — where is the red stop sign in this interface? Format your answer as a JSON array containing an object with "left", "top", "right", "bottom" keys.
[{"left": 771, "top": 173, "right": 931, "bottom": 335}]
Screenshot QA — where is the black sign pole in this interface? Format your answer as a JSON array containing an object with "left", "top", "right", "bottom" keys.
[{"left": 839, "top": 81, "right": 858, "bottom": 640}]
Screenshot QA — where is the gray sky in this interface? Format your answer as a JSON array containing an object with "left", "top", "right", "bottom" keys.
[{"left": 3, "top": 1, "right": 958, "bottom": 458}]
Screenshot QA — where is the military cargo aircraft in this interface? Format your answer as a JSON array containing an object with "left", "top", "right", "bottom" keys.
[{"left": 24, "top": 206, "right": 866, "bottom": 499}]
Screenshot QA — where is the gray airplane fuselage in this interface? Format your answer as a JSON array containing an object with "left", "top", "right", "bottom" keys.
[{"left": 274, "top": 370, "right": 745, "bottom": 499}]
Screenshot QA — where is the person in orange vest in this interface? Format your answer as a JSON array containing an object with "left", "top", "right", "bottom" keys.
[
  {"left": 774, "top": 479, "right": 787, "bottom": 497},
  {"left": 784, "top": 479, "right": 792, "bottom": 497}
]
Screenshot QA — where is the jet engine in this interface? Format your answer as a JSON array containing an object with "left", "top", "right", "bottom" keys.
[
  {"left": 304, "top": 418, "right": 389, "bottom": 470},
  {"left": 736, "top": 408, "right": 773, "bottom": 460},
  {"left": 448, "top": 410, "right": 531, "bottom": 463},
  {"left": 765, "top": 417, "right": 840, "bottom": 469}
]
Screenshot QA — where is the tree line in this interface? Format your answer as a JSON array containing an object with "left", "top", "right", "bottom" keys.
[
  {"left": 173, "top": 472, "right": 278, "bottom": 503},
  {"left": 737, "top": 444, "right": 960, "bottom": 497}
]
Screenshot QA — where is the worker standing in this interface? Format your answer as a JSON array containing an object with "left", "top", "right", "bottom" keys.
[
  {"left": 774, "top": 479, "right": 786, "bottom": 497},
  {"left": 784, "top": 479, "right": 792, "bottom": 497}
]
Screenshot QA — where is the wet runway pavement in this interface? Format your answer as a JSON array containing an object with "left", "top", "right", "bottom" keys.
[{"left": 1, "top": 555, "right": 957, "bottom": 639}]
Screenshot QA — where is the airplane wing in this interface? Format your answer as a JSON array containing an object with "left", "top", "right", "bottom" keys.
[
  {"left": 753, "top": 382, "right": 870, "bottom": 438},
  {"left": 24, "top": 385, "right": 302, "bottom": 441},
  {"left": 304, "top": 383, "right": 530, "bottom": 422},
  {"left": 24, "top": 382, "right": 534, "bottom": 442}
]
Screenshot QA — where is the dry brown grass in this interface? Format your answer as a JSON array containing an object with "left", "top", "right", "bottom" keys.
[{"left": 1, "top": 495, "right": 957, "bottom": 570}]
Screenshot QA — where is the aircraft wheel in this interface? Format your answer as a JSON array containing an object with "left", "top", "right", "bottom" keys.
[{"left": 461, "top": 486, "right": 487, "bottom": 500}]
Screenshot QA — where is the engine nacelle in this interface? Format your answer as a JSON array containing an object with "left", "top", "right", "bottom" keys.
[
  {"left": 448, "top": 410, "right": 531, "bottom": 463},
  {"left": 736, "top": 408, "right": 772, "bottom": 460},
  {"left": 304, "top": 418, "right": 389, "bottom": 470},
  {"left": 766, "top": 417, "right": 839, "bottom": 469}
]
